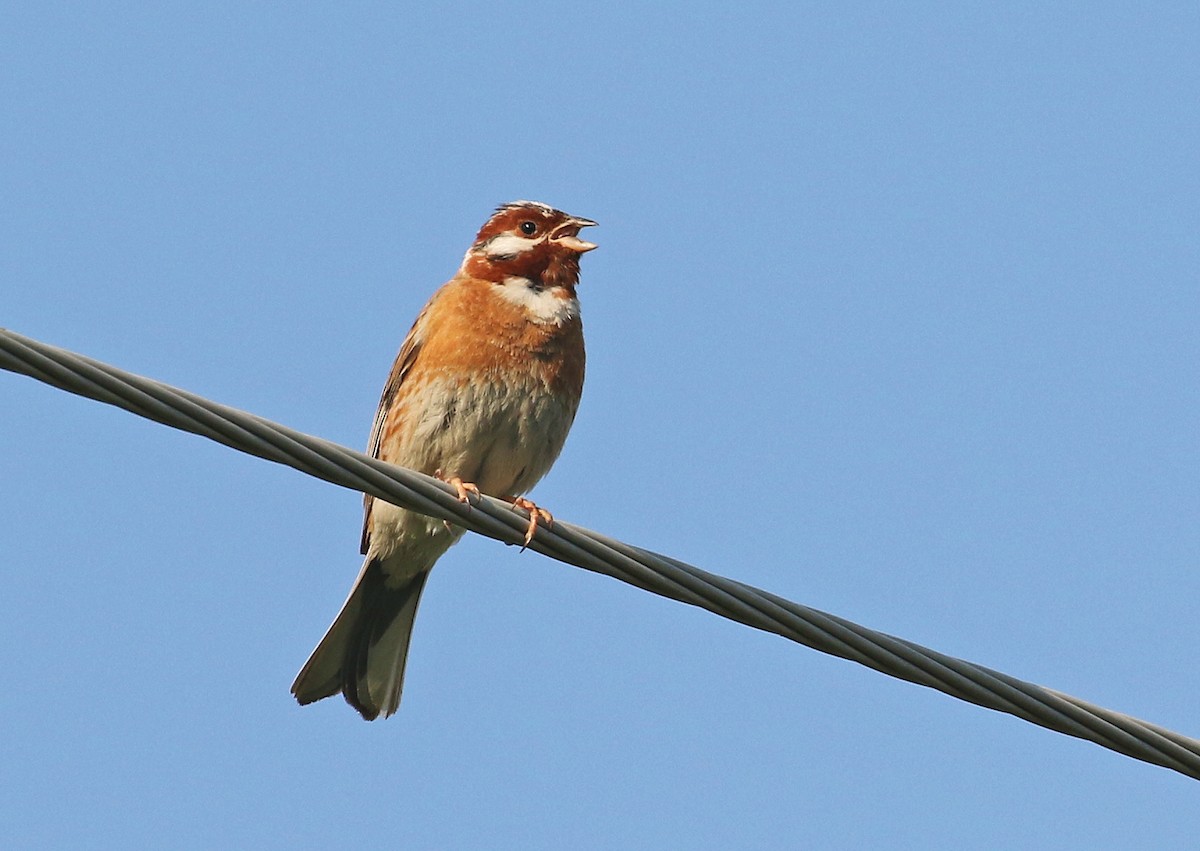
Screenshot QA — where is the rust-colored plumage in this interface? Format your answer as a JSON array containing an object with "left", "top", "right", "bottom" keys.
[{"left": 292, "top": 201, "right": 596, "bottom": 719}]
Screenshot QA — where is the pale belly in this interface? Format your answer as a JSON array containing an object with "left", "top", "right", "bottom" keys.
[
  {"left": 398, "top": 374, "right": 578, "bottom": 494},
  {"left": 366, "top": 374, "right": 578, "bottom": 567}
]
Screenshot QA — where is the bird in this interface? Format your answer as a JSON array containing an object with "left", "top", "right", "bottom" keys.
[{"left": 291, "top": 200, "right": 597, "bottom": 720}]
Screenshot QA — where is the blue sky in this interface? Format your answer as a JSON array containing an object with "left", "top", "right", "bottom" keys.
[{"left": 2, "top": 3, "right": 1198, "bottom": 847}]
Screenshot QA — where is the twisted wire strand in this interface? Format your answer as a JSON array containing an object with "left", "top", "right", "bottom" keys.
[{"left": 2, "top": 326, "right": 1197, "bottom": 780}]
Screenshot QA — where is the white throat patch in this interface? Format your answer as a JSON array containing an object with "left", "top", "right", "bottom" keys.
[{"left": 497, "top": 276, "right": 579, "bottom": 325}]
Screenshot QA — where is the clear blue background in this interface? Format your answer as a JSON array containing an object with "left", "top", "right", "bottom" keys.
[{"left": 2, "top": 3, "right": 1197, "bottom": 848}]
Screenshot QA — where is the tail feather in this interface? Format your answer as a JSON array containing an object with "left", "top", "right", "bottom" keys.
[{"left": 291, "top": 557, "right": 431, "bottom": 720}]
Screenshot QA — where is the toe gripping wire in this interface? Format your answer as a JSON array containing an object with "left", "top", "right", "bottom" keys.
[{"left": 2, "top": 327, "right": 1198, "bottom": 781}]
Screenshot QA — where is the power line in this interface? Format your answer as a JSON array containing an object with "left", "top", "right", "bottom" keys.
[{"left": 2, "top": 326, "right": 1197, "bottom": 780}]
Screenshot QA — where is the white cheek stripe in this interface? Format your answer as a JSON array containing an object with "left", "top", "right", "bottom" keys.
[
  {"left": 497, "top": 276, "right": 580, "bottom": 325},
  {"left": 483, "top": 233, "right": 544, "bottom": 258}
]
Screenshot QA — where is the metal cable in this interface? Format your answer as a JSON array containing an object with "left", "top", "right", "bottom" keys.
[{"left": 2, "top": 326, "right": 1197, "bottom": 780}]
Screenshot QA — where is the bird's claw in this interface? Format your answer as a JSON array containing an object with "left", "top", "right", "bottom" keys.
[
  {"left": 442, "top": 474, "right": 481, "bottom": 506},
  {"left": 508, "top": 496, "right": 553, "bottom": 550}
]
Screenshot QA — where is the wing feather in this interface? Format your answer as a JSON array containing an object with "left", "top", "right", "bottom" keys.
[{"left": 360, "top": 308, "right": 428, "bottom": 554}]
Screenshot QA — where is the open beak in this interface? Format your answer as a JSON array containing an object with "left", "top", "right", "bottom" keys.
[{"left": 550, "top": 216, "right": 599, "bottom": 253}]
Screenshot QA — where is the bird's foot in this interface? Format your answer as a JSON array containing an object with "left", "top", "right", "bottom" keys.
[
  {"left": 440, "top": 473, "right": 481, "bottom": 505},
  {"left": 506, "top": 496, "right": 553, "bottom": 550},
  {"left": 438, "top": 475, "right": 482, "bottom": 532}
]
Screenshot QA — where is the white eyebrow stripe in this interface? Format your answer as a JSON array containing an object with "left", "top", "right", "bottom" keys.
[
  {"left": 505, "top": 199, "right": 557, "bottom": 215},
  {"left": 482, "top": 233, "right": 544, "bottom": 258}
]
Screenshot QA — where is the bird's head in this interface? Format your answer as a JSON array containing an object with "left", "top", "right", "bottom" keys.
[{"left": 461, "top": 201, "right": 597, "bottom": 290}]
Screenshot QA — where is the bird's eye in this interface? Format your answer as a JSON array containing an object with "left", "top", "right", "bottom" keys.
[{"left": 519, "top": 221, "right": 538, "bottom": 235}]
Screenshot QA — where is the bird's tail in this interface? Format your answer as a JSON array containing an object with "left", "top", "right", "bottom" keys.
[{"left": 291, "top": 556, "right": 431, "bottom": 720}]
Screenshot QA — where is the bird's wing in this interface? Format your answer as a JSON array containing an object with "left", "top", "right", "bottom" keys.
[{"left": 360, "top": 306, "right": 428, "bottom": 555}]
